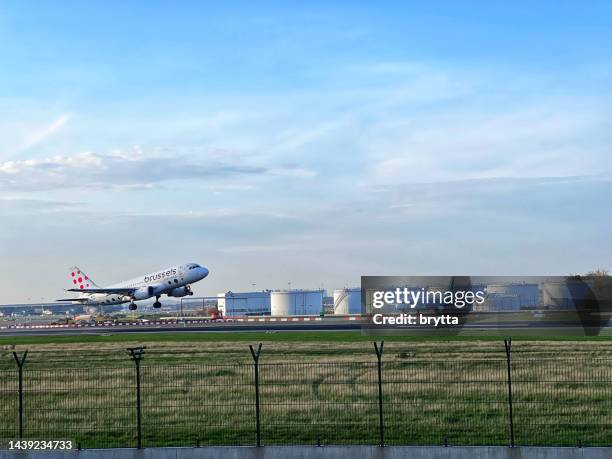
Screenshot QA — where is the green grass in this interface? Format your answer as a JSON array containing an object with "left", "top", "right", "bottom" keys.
[
  {"left": 0, "top": 334, "right": 610, "bottom": 448},
  {"left": 0, "top": 356, "right": 609, "bottom": 448}
]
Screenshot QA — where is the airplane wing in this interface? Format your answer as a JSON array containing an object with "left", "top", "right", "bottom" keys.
[
  {"left": 66, "top": 288, "right": 136, "bottom": 294},
  {"left": 56, "top": 298, "right": 89, "bottom": 302}
]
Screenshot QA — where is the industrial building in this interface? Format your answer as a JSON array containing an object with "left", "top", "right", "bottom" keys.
[
  {"left": 271, "top": 290, "right": 323, "bottom": 316},
  {"left": 0, "top": 303, "right": 78, "bottom": 315},
  {"left": 483, "top": 283, "right": 540, "bottom": 311},
  {"left": 216, "top": 289, "right": 326, "bottom": 317},
  {"left": 333, "top": 288, "right": 361, "bottom": 315},
  {"left": 217, "top": 291, "right": 271, "bottom": 316}
]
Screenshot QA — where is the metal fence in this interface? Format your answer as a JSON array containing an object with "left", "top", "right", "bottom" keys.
[{"left": 0, "top": 339, "right": 610, "bottom": 449}]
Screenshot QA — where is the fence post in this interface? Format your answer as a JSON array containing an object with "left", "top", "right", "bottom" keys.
[
  {"left": 504, "top": 338, "right": 515, "bottom": 448},
  {"left": 12, "top": 350, "right": 28, "bottom": 440},
  {"left": 249, "top": 343, "right": 263, "bottom": 447},
  {"left": 373, "top": 341, "right": 384, "bottom": 447},
  {"left": 127, "top": 347, "right": 146, "bottom": 449}
]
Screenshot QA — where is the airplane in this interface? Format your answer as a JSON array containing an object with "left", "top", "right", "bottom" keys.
[{"left": 57, "top": 263, "right": 209, "bottom": 310}]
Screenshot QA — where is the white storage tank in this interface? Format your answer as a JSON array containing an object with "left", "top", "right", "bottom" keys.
[
  {"left": 486, "top": 283, "right": 539, "bottom": 309},
  {"left": 217, "top": 291, "right": 271, "bottom": 316},
  {"left": 333, "top": 288, "right": 361, "bottom": 315},
  {"left": 271, "top": 290, "right": 323, "bottom": 316}
]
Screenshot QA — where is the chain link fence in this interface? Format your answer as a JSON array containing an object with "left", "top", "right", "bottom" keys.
[{"left": 0, "top": 340, "right": 610, "bottom": 448}]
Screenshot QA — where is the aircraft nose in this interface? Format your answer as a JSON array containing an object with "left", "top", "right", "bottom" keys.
[{"left": 200, "top": 267, "right": 209, "bottom": 279}]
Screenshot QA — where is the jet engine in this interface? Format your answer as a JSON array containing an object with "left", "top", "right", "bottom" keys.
[{"left": 168, "top": 286, "right": 193, "bottom": 297}]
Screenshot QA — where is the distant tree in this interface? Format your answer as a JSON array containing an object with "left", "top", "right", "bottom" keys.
[{"left": 584, "top": 269, "right": 610, "bottom": 278}]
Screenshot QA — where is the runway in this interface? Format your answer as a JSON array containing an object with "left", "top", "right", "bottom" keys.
[
  {"left": 1, "top": 317, "right": 609, "bottom": 336},
  {"left": 0, "top": 321, "right": 360, "bottom": 336}
]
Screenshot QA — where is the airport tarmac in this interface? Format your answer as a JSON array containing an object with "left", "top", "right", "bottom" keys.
[
  {"left": 0, "top": 317, "right": 609, "bottom": 336},
  {"left": 0, "top": 321, "right": 360, "bottom": 336}
]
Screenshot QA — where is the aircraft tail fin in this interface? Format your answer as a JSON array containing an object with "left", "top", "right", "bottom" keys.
[{"left": 69, "top": 266, "right": 100, "bottom": 290}]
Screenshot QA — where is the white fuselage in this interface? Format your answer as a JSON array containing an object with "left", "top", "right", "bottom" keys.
[{"left": 80, "top": 263, "right": 209, "bottom": 306}]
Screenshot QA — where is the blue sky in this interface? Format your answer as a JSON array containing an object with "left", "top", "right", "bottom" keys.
[{"left": 1, "top": 2, "right": 611, "bottom": 302}]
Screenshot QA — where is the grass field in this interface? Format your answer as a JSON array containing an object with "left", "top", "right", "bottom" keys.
[
  {"left": 2, "top": 329, "right": 612, "bottom": 345},
  {"left": 0, "top": 331, "right": 610, "bottom": 448}
]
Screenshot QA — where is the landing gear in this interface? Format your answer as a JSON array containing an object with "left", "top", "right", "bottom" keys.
[
  {"left": 153, "top": 295, "right": 162, "bottom": 309},
  {"left": 128, "top": 302, "right": 137, "bottom": 311}
]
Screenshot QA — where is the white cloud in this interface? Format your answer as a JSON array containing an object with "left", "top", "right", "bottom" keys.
[{"left": 0, "top": 149, "right": 316, "bottom": 191}]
